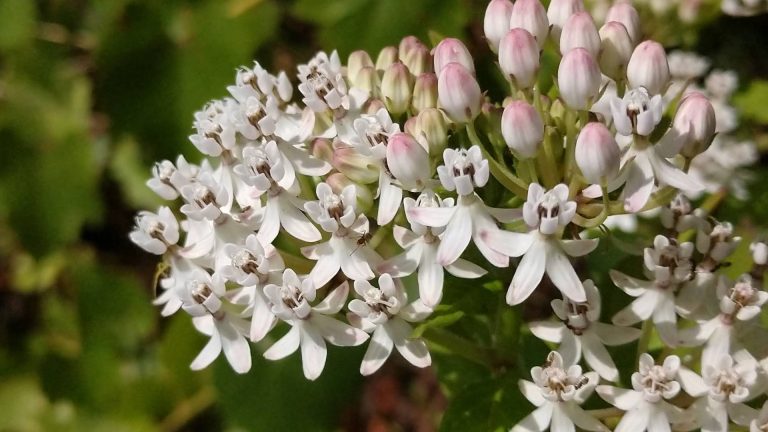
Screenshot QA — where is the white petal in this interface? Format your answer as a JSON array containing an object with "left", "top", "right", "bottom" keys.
[
  {"left": 314, "top": 281, "right": 349, "bottom": 315},
  {"left": 652, "top": 292, "right": 678, "bottom": 347},
  {"left": 546, "top": 246, "right": 586, "bottom": 303},
  {"left": 360, "top": 326, "right": 394, "bottom": 376},
  {"left": 592, "top": 322, "right": 642, "bottom": 346},
  {"left": 299, "top": 322, "right": 327, "bottom": 380},
  {"left": 561, "top": 239, "right": 599, "bottom": 257},
  {"left": 256, "top": 200, "right": 281, "bottom": 244},
  {"left": 559, "top": 331, "right": 582, "bottom": 366},
  {"left": 445, "top": 258, "right": 487, "bottom": 279},
  {"left": 399, "top": 299, "right": 434, "bottom": 322},
  {"left": 563, "top": 403, "right": 609, "bottom": 431},
  {"left": 623, "top": 154, "right": 655, "bottom": 213},
  {"left": 507, "top": 239, "right": 547, "bottom": 305},
  {"left": 728, "top": 402, "right": 758, "bottom": 427},
  {"left": 702, "top": 326, "right": 732, "bottom": 369},
  {"left": 596, "top": 385, "right": 642, "bottom": 411},
  {"left": 472, "top": 210, "right": 509, "bottom": 267},
  {"left": 648, "top": 151, "right": 702, "bottom": 192},
  {"left": 376, "top": 178, "right": 402, "bottom": 225},
  {"left": 264, "top": 325, "right": 301, "bottom": 360},
  {"left": 677, "top": 317, "right": 718, "bottom": 347},
  {"left": 614, "top": 405, "right": 650, "bottom": 432},
  {"left": 418, "top": 245, "right": 444, "bottom": 308},
  {"left": 339, "top": 246, "right": 375, "bottom": 281},
  {"left": 511, "top": 404, "right": 554, "bottom": 432},
  {"left": 407, "top": 205, "right": 456, "bottom": 228},
  {"left": 529, "top": 321, "right": 565, "bottom": 343},
  {"left": 190, "top": 332, "right": 222, "bottom": 371},
  {"left": 551, "top": 404, "right": 576, "bottom": 432},
  {"left": 250, "top": 295, "right": 277, "bottom": 342},
  {"left": 387, "top": 318, "right": 431, "bottom": 368},
  {"left": 647, "top": 408, "right": 671, "bottom": 432},
  {"left": 392, "top": 225, "right": 419, "bottom": 249},
  {"left": 676, "top": 367, "right": 708, "bottom": 397},
  {"left": 378, "top": 243, "right": 422, "bottom": 277},
  {"left": 519, "top": 380, "right": 546, "bottom": 407},
  {"left": 218, "top": 320, "right": 252, "bottom": 374},
  {"left": 309, "top": 254, "right": 340, "bottom": 288},
  {"left": 312, "top": 313, "right": 369, "bottom": 347},
  {"left": 612, "top": 290, "right": 659, "bottom": 326},
  {"left": 278, "top": 196, "right": 322, "bottom": 242},
  {"left": 582, "top": 331, "right": 619, "bottom": 382},
  {"left": 437, "top": 205, "right": 472, "bottom": 265},
  {"left": 281, "top": 142, "right": 332, "bottom": 176},
  {"left": 609, "top": 270, "right": 652, "bottom": 297},
  {"left": 481, "top": 228, "right": 534, "bottom": 258}
]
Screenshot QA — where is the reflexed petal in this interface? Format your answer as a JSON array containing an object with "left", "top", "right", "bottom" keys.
[
  {"left": 309, "top": 254, "right": 341, "bottom": 288},
  {"left": 677, "top": 367, "right": 708, "bottom": 397},
  {"left": 360, "top": 326, "right": 394, "bottom": 376},
  {"left": 653, "top": 293, "right": 678, "bottom": 347},
  {"left": 519, "top": 380, "right": 546, "bottom": 407},
  {"left": 623, "top": 154, "right": 655, "bottom": 213},
  {"left": 563, "top": 403, "right": 609, "bottom": 432},
  {"left": 482, "top": 228, "right": 535, "bottom": 258},
  {"left": 437, "top": 205, "right": 473, "bottom": 265},
  {"left": 582, "top": 331, "right": 619, "bottom": 382},
  {"left": 299, "top": 322, "right": 327, "bottom": 380},
  {"left": 592, "top": 322, "right": 642, "bottom": 346},
  {"left": 256, "top": 200, "right": 281, "bottom": 244},
  {"left": 529, "top": 321, "right": 565, "bottom": 343},
  {"left": 561, "top": 239, "right": 599, "bottom": 257},
  {"left": 314, "top": 281, "right": 349, "bottom": 315},
  {"left": 559, "top": 331, "right": 582, "bottom": 366},
  {"left": 511, "top": 404, "right": 554, "bottom": 432},
  {"left": 648, "top": 151, "right": 702, "bottom": 192},
  {"left": 551, "top": 404, "right": 575, "bottom": 432},
  {"left": 376, "top": 178, "right": 402, "bottom": 225},
  {"left": 278, "top": 196, "right": 322, "bottom": 242},
  {"left": 472, "top": 214, "right": 509, "bottom": 268},
  {"left": 190, "top": 333, "right": 222, "bottom": 371},
  {"left": 677, "top": 317, "right": 718, "bottom": 347},
  {"left": 312, "top": 313, "right": 369, "bottom": 347},
  {"left": 445, "top": 258, "right": 487, "bottom": 279},
  {"left": 728, "top": 402, "right": 758, "bottom": 426},
  {"left": 612, "top": 290, "right": 659, "bottom": 326},
  {"left": 614, "top": 405, "right": 650, "bottom": 432},
  {"left": 702, "top": 326, "right": 732, "bottom": 369},
  {"left": 392, "top": 225, "right": 419, "bottom": 248},
  {"left": 418, "top": 246, "right": 444, "bottom": 308},
  {"left": 264, "top": 325, "right": 301, "bottom": 360},
  {"left": 399, "top": 299, "right": 433, "bottom": 322},
  {"left": 546, "top": 245, "right": 586, "bottom": 302},
  {"left": 387, "top": 318, "right": 431, "bottom": 368},
  {"left": 610, "top": 270, "right": 652, "bottom": 297},
  {"left": 507, "top": 239, "right": 547, "bottom": 305},
  {"left": 647, "top": 409, "right": 671, "bottom": 432},
  {"left": 250, "top": 295, "right": 277, "bottom": 342},
  {"left": 219, "top": 320, "right": 252, "bottom": 374},
  {"left": 407, "top": 205, "right": 456, "bottom": 228},
  {"left": 596, "top": 385, "right": 642, "bottom": 411},
  {"left": 378, "top": 243, "right": 422, "bottom": 277},
  {"left": 340, "top": 247, "right": 375, "bottom": 281}
]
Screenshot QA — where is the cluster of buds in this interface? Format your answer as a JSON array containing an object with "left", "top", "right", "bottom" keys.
[{"left": 130, "top": 0, "right": 766, "bottom": 429}]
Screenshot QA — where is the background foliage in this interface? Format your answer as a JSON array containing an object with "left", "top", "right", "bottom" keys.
[{"left": 1, "top": 0, "right": 767, "bottom": 431}]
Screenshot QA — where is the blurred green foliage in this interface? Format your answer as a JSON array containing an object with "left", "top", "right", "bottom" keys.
[{"left": 1, "top": 0, "right": 767, "bottom": 431}]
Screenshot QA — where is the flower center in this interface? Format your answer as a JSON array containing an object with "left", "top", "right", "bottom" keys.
[{"left": 193, "top": 184, "right": 217, "bottom": 208}]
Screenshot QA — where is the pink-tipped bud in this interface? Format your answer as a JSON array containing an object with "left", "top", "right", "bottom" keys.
[
  {"left": 376, "top": 46, "right": 398, "bottom": 70},
  {"left": 381, "top": 62, "right": 414, "bottom": 115},
  {"left": 627, "top": 41, "right": 670, "bottom": 95},
  {"left": 558, "top": 48, "right": 601, "bottom": 110},
  {"left": 498, "top": 28, "right": 540, "bottom": 89},
  {"left": 575, "top": 122, "right": 620, "bottom": 183},
  {"left": 412, "top": 72, "right": 438, "bottom": 113},
  {"left": 402, "top": 41, "right": 432, "bottom": 76},
  {"left": 547, "top": 0, "right": 585, "bottom": 43},
  {"left": 398, "top": 36, "right": 423, "bottom": 60},
  {"left": 484, "top": 0, "right": 514, "bottom": 52},
  {"left": 414, "top": 108, "right": 448, "bottom": 154},
  {"left": 332, "top": 142, "right": 380, "bottom": 184},
  {"left": 351, "top": 66, "right": 380, "bottom": 95},
  {"left": 347, "top": 50, "right": 374, "bottom": 83},
  {"left": 598, "top": 21, "right": 634, "bottom": 81},
  {"left": 674, "top": 92, "right": 717, "bottom": 158},
  {"left": 386, "top": 132, "right": 431, "bottom": 189},
  {"left": 437, "top": 62, "right": 482, "bottom": 123},
  {"left": 432, "top": 38, "right": 475, "bottom": 75},
  {"left": 605, "top": 2, "right": 641, "bottom": 46},
  {"left": 509, "top": 0, "right": 550, "bottom": 48},
  {"left": 311, "top": 137, "right": 333, "bottom": 162},
  {"left": 560, "top": 11, "right": 600, "bottom": 57},
  {"left": 501, "top": 101, "right": 544, "bottom": 158}
]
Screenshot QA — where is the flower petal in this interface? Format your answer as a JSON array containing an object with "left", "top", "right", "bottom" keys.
[
  {"left": 507, "top": 239, "right": 547, "bottom": 305},
  {"left": 648, "top": 151, "right": 702, "bottom": 192},
  {"left": 592, "top": 322, "right": 642, "bottom": 346},
  {"left": 218, "top": 320, "right": 252, "bottom": 374},
  {"left": 256, "top": 200, "right": 281, "bottom": 244},
  {"left": 278, "top": 196, "right": 322, "bottom": 242},
  {"left": 309, "top": 254, "right": 341, "bottom": 288},
  {"left": 378, "top": 243, "right": 422, "bottom": 277},
  {"left": 360, "top": 326, "right": 394, "bottom": 376},
  {"left": 250, "top": 293, "right": 277, "bottom": 342},
  {"left": 264, "top": 325, "right": 301, "bottom": 360},
  {"left": 676, "top": 367, "right": 708, "bottom": 397},
  {"left": 313, "top": 281, "right": 349, "bottom": 315},
  {"left": 561, "top": 239, "right": 599, "bottom": 257},
  {"left": 511, "top": 404, "right": 554, "bottom": 432},
  {"left": 582, "top": 331, "right": 619, "bottom": 382},
  {"left": 481, "top": 229, "right": 534, "bottom": 258},
  {"left": 299, "top": 322, "right": 327, "bottom": 380},
  {"left": 312, "top": 313, "right": 369, "bottom": 347},
  {"left": 387, "top": 318, "right": 431, "bottom": 368},
  {"left": 407, "top": 205, "right": 456, "bottom": 228},
  {"left": 399, "top": 299, "right": 433, "bottom": 322},
  {"left": 519, "top": 380, "right": 546, "bottom": 407},
  {"left": 623, "top": 154, "right": 655, "bottom": 213},
  {"left": 445, "top": 258, "right": 487, "bottom": 279},
  {"left": 562, "top": 403, "right": 609, "bottom": 432},
  {"left": 376, "top": 178, "right": 402, "bottom": 225},
  {"left": 652, "top": 292, "right": 678, "bottom": 347},
  {"left": 559, "top": 331, "right": 582, "bottom": 366},
  {"left": 612, "top": 290, "right": 659, "bottom": 326},
  {"left": 596, "top": 385, "right": 642, "bottom": 411},
  {"left": 551, "top": 404, "right": 576, "bottom": 432},
  {"left": 437, "top": 205, "right": 473, "bottom": 265},
  {"left": 546, "top": 245, "right": 586, "bottom": 303},
  {"left": 190, "top": 332, "right": 222, "bottom": 371},
  {"left": 529, "top": 321, "right": 565, "bottom": 343},
  {"left": 609, "top": 270, "right": 652, "bottom": 297},
  {"left": 418, "top": 245, "right": 444, "bottom": 308}
]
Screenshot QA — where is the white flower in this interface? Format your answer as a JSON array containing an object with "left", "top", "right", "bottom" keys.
[
  {"left": 146, "top": 155, "right": 198, "bottom": 200},
  {"left": 750, "top": 400, "right": 768, "bottom": 432},
  {"left": 347, "top": 274, "right": 432, "bottom": 375},
  {"left": 529, "top": 280, "right": 642, "bottom": 381},
  {"left": 379, "top": 192, "right": 486, "bottom": 308},
  {"left": 667, "top": 51, "right": 711, "bottom": 80},
  {"left": 304, "top": 182, "right": 358, "bottom": 234},
  {"left": 436, "top": 146, "right": 489, "bottom": 197},
  {"left": 677, "top": 275, "right": 768, "bottom": 368},
  {"left": 611, "top": 87, "right": 663, "bottom": 137},
  {"left": 297, "top": 50, "right": 349, "bottom": 112},
  {"left": 596, "top": 354, "right": 688, "bottom": 432},
  {"left": 263, "top": 270, "right": 369, "bottom": 380},
  {"left": 188, "top": 99, "right": 238, "bottom": 157},
  {"left": 227, "top": 61, "right": 292, "bottom": 104},
  {"left": 678, "top": 351, "right": 760, "bottom": 432},
  {"left": 513, "top": 351, "right": 608, "bottom": 432},
  {"left": 130, "top": 206, "right": 180, "bottom": 255},
  {"left": 179, "top": 268, "right": 252, "bottom": 374},
  {"left": 482, "top": 184, "right": 598, "bottom": 305},
  {"left": 179, "top": 171, "right": 230, "bottom": 222},
  {"left": 695, "top": 220, "right": 741, "bottom": 272},
  {"left": 231, "top": 95, "right": 280, "bottom": 141},
  {"left": 659, "top": 193, "right": 703, "bottom": 234}
]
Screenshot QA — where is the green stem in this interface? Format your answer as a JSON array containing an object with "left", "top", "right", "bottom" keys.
[
  {"left": 635, "top": 320, "right": 653, "bottom": 365},
  {"left": 423, "top": 327, "right": 496, "bottom": 369}
]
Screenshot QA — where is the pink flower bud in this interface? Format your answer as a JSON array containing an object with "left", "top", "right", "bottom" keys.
[
  {"left": 674, "top": 92, "right": 716, "bottom": 158},
  {"left": 414, "top": 108, "right": 448, "bottom": 154},
  {"left": 398, "top": 36, "right": 423, "bottom": 60},
  {"left": 498, "top": 28, "right": 540, "bottom": 89},
  {"left": 437, "top": 62, "right": 482, "bottom": 123},
  {"left": 598, "top": 21, "right": 634, "bottom": 81},
  {"left": 484, "top": 0, "right": 514, "bottom": 52},
  {"left": 509, "top": 0, "right": 550, "bottom": 48},
  {"left": 501, "top": 101, "right": 544, "bottom": 158},
  {"left": 347, "top": 50, "right": 374, "bottom": 83},
  {"left": 575, "top": 122, "right": 620, "bottom": 183},
  {"left": 558, "top": 48, "right": 601, "bottom": 110},
  {"left": 605, "top": 2, "right": 641, "bottom": 45},
  {"left": 386, "top": 132, "right": 431, "bottom": 189},
  {"left": 547, "top": 0, "right": 585, "bottom": 43},
  {"left": 412, "top": 72, "right": 438, "bottom": 113},
  {"left": 402, "top": 41, "right": 432, "bottom": 76},
  {"left": 433, "top": 38, "right": 475, "bottom": 74},
  {"left": 375, "top": 46, "right": 398, "bottom": 70},
  {"left": 381, "top": 62, "right": 414, "bottom": 115},
  {"left": 560, "top": 12, "right": 600, "bottom": 57},
  {"left": 351, "top": 66, "right": 380, "bottom": 95},
  {"left": 332, "top": 141, "right": 379, "bottom": 184},
  {"left": 627, "top": 41, "right": 670, "bottom": 95}
]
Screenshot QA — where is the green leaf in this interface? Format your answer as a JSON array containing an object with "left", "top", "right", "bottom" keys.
[
  {"left": 0, "top": 0, "right": 36, "bottom": 51},
  {"left": 412, "top": 310, "right": 465, "bottom": 338},
  {"left": 439, "top": 373, "right": 527, "bottom": 432},
  {"left": 734, "top": 80, "right": 768, "bottom": 124}
]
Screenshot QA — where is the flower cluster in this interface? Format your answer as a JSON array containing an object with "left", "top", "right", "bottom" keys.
[{"left": 131, "top": 0, "right": 766, "bottom": 429}]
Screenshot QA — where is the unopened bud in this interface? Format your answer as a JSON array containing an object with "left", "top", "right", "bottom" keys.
[
  {"left": 547, "top": 0, "right": 585, "bottom": 44},
  {"left": 412, "top": 72, "right": 438, "bottom": 113},
  {"left": 365, "top": 98, "right": 387, "bottom": 115},
  {"left": 510, "top": 0, "right": 550, "bottom": 48},
  {"left": 437, "top": 62, "right": 482, "bottom": 123},
  {"left": 484, "top": 0, "right": 514, "bottom": 52},
  {"left": 398, "top": 36, "right": 422, "bottom": 60},
  {"left": 598, "top": 21, "right": 634, "bottom": 81},
  {"left": 501, "top": 101, "right": 544, "bottom": 158},
  {"left": 675, "top": 92, "right": 716, "bottom": 158},
  {"left": 311, "top": 137, "right": 334, "bottom": 162},
  {"left": 750, "top": 241, "right": 768, "bottom": 266},
  {"left": 575, "top": 122, "right": 620, "bottom": 183},
  {"left": 347, "top": 50, "right": 374, "bottom": 83},
  {"left": 560, "top": 12, "right": 600, "bottom": 57},
  {"left": 558, "top": 48, "right": 601, "bottom": 110},
  {"left": 386, "top": 132, "right": 431, "bottom": 189},
  {"left": 433, "top": 38, "right": 475, "bottom": 74},
  {"left": 332, "top": 141, "right": 380, "bottom": 184},
  {"left": 414, "top": 108, "right": 448, "bottom": 154},
  {"left": 403, "top": 42, "right": 432, "bottom": 76},
  {"left": 627, "top": 41, "right": 669, "bottom": 95},
  {"left": 381, "top": 62, "right": 414, "bottom": 115},
  {"left": 351, "top": 66, "right": 380, "bottom": 96},
  {"left": 498, "top": 28, "right": 540, "bottom": 89},
  {"left": 326, "top": 172, "right": 373, "bottom": 213},
  {"left": 376, "top": 46, "right": 398, "bottom": 70},
  {"left": 605, "top": 2, "right": 641, "bottom": 45}
]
